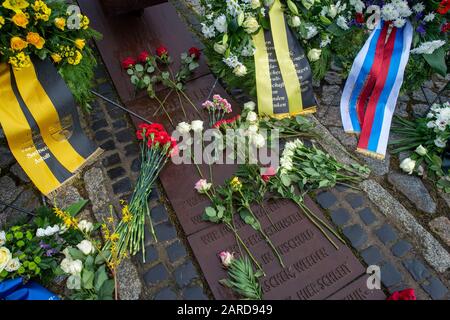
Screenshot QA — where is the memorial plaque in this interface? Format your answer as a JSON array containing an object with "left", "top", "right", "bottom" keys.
[
  {"left": 129, "top": 74, "right": 243, "bottom": 235},
  {"left": 188, "top": 196, "right": 366, "bottom": 300},
  {"left": 77, "top": 1, "right": 210, "bottom": 104},
  {"left": 326, "top": 275, "right": 386, "bottom": 300}
]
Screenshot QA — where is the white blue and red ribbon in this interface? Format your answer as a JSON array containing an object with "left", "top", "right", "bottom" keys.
[{"left": 340, "top": 20, "right": 413, "bottom": 159}]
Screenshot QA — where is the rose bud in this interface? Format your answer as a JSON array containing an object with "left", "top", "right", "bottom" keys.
[
  {"left": 188, "top": 47, "right": 201, "bottom": 60},
  {"left": 218, "top": 251, "right": 235, "bottom": 267},
  {"left": 156, "top": 46, "right": 169, "bottom": 58},
  {"left": 138, "top": 51, "right": 150, "bottom": 63},
  {"left": 121, "top": 57, "right": 136, "bottom": 69}
]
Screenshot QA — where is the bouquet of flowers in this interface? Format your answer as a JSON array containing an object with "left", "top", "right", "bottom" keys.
[
  {"left": 0, "top": 0, "right": 101, "bottom": 108},
  {"left": 203, "top": 94, "right": 233, "bottom": 127},
  {"left": 113, "top": 123, "right": 177, "bottom": 261},
  {"left": 122, "top": 46, "right": 202, "bottom": 126},
  {"left": 199, "top": 0, "right": 448, "bottom": 95},
  {"left": 391, "top": 102, "right": 450, "bottom": 192}
]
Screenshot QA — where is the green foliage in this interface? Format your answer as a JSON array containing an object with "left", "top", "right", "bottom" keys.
[{"left": 219, "top": 256, "right": 263, "bottom": 300}]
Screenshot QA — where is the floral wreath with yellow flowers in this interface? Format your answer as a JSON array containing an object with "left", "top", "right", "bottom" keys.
[{"left": 0, "top": 0, "right": 101, "bottom": 109}]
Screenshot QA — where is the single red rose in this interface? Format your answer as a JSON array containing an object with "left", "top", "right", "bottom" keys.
[
  {"left": 437, "top": 0, "right": 450, "bottom": 14},
  {"left": 156, "top": 46, "right": 169, "bottom": 58},
  {"left": 387, "top": 289, "right": 416, "bottom": 300},
  {"left": 261, "top": 166, "right": 276, "bottom": 182},
  {"left": 188, "top": 47, "right": 201, "bottom": 60},
  {"left": 441, "top": 22, "right": 450, "bottom": 33},
  {"left": 355, "top": 13, "right": 365, "bottom": 24},
  {"left": 138, "top": 51, "right": 150, "bottom": 63},
  {"left": 121, "top": 57, "right": 136, "bottom": 69}
]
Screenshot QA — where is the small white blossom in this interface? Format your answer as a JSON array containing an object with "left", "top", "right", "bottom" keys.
[
  {"left": 176, "top": 121, "right": 191, "bottom": 134},
  {"left": 411, "top": 40, "right": 446, "bottom": 55},
  {"left": 336, "top": 16, "right": 349, "bottom": 30},
  {"left": 412, "top": 3, "right": 425, "bottom": 13},
  {"left": 191, "top": 120, "right": 204, "bottom": 133},
  {"left": 423, "top": 13, "right": 435, "bottom": 23},
  {"left": 214, "top": 14, "right": 228, "bottom": 33},
  {"left": 201, "top": 23, "right": 216, "bottom": 38}
]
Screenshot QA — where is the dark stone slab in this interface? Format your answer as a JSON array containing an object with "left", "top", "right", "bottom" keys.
[
  {"left": 107, "top": 166, "right": 126, "bottom": 180},
  {"left": 154, "top": 221, "right": 177, "bottom": 241},
  {"left": 139, "top": 245, "right": 159, "bottom": 265},
  {"left": 132, "top": 75, "right": 242, "bottom": 236},
  {"left": 166, "top": 240, "right": 187, "bottom": 263},
  {"left": 77, "top": 1, "right": 209, "bottom": 105},
  {"left": 151, "top": 204, "right": 168, "bottom": 224},
  {"left": 188, "top": 197, "right": 366, "bottom": 300},
  {"left": 174, "top": 261, "right": 198, "bottom": 287},
  {"left": 326, "top": 275, "right": 386, "bottom": 300},
  {"left": 183, "top": 286, "right": 208, "bottom": 300},
  {"left": 112, "top": 177, "right": 132, "bottom": 194},
  {"left": 345, "top": 193, "right": 365, "bottom": 209},
  {"left": 102, "top": 153, "right": 121, "bottom": 167}
]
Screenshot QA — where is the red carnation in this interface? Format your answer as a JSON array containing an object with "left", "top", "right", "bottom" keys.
[
  {"left": 188, "top": 47, "right": 201, "bottom": 60},
  {"left": 156, "top": 46, "right": 168, "bottom": 58},
  {"left": 138, "top": 51, "right": 150, "bottom": 63},
  {"left": 149, "top": 123, "right": 165, "bottom": 132},
  {"left": 387, "top": 289, "right": 416, "bottom": 300},
  {"left": 355, "top": 13, "right": 364, "bottom": 24},
  {"left": 121, "top": 57, "right": 136, "bottom": 69},
  {"left": 437, "top": 0, "right": 450, "bottom": 14},
  {"left": 441, "top": 22, "right": 450, "bottom": 33}
]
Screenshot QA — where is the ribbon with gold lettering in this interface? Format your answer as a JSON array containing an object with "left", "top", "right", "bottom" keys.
[
  {"left": 0, "top": 59, "right": 102, "bottom": 195},
  {"left": 253, "top": 0, "right": 316, "bottom": 118}
]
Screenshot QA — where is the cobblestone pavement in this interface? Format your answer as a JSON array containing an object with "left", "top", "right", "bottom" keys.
[{"left": 0, "top": 0, "right": 449, "bottom": 300}]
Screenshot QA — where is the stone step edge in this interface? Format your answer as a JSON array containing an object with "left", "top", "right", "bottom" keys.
[{"left": 360, "top": 179, "right": 450, "bottom": 274}]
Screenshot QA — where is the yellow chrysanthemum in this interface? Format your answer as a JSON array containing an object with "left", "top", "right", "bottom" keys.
[
  {"left": 0, "top": 16, "right": 5, "bottom": 28},
  {"left": 54, "top": 17, "right": 66, "bottom": 30},
  {"left": 51, "top": 53, "right": 62, "bottom": 63},
  {"left": 230, "top": 176, "right": 242, "bottom": 191},
  {"left": 67, "top": 50, "right": 82, "bottom": 65},
  {"left": 26, "top": 31, "right": 45, "bottom": 49},
  {"left": 10, "top": 36, "right": 28, "bottom": 51},
  {"left": 74, "top": 39, "right": 85, "bottom": 50},
  {"left": 2, "top": 0, "right": 29, "bottom": 11},
  {"left": 9, "top": 52, "right": 31, "bottom": 69},
  {"left": 12, "top": 11, "right": 29, "bottom": 28}
]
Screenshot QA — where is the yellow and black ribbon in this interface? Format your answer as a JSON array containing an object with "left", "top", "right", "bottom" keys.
[
  {"left": 253, "top": 0, "right": 316, "bottom": 118},
  {"left": 0, "top": 59, "right": 102, "bottom": 195}
]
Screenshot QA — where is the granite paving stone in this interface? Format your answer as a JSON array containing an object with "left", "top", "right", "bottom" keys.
[
  {"left": 429, "top": 216, "right": 450, "bottom": 247},
  {"left": 174, "top": 261, "right": 198, "bottom": 287},
  {"left": 155, "top": 222, "right": 178, "bottom": 242},
  {"left": 391, "top": 240, "right": 413, "bottom": 258},
  {"left": 345, "top": 193, "right": 365, "bottom": 209},
  {"left": 154, "top": 287, "right": 178, "bottom": 300},
  {"left": 359, "top": 208, "right": 377, "bottom": 225},
  {"left": 112, "top": 177, "right": 132, "bottom": 194},
  {"left": 421, "top": 277, "right": 448, "bottom": 300},
  {"left": 140, "top": 245, "right": 159, "bottom": 265},
  {"left": 144, "top": 263, "right": 169, "bottom": 285},
  {"left": 343, "top": 224, "right": 368, "bottom": 249},
  {"left": 330, "top": 208, "right": 351, "bottom": 226},
  {"left": 360, "top": 246, "right": 383, "bottom": 266},
  {"left": 167, "top": 241, "right": 187, "bottom": 263},
  {"left": 102, "top": 153, "right": 121, "bottom": 167},
  {"left": 403, "top": 259, "right": 430, "bottom": 281},
  {"left": 151, "top": 205, "right": 168, "bottom": 224},
  {"left": 107, "top": 167, "right": 126, "bottom": 180},
  {"left": 183, "top": 286, "right": 208, "bottom": 300},
  {"left": 375, "top": 224, "right": 398, "bottom": 245},
  {"left": 316, "top": 191, "right": 337, "bottom": 209},
  {"left": 380, "top": 262, "right": 403, "bottom": 287}
]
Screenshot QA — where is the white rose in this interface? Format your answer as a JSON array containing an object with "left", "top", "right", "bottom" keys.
[
  {"left": 291, "top": 16, "right": 301, "bottom": 27},
  {"left": 77, "top": 240, "right": 95, "bottom": 255},
  {"left": 176, "top": 121, "right": 192, "bottom": 134},
  {"left": 214, "top": 42, "right": 228, "bottom": 54},
  {"left": 191, "top": 120, "right": 204, "bottom": 133},
  {"left": 251, "top": 0, "right": 261, "bottom": 9},
  {"left": 233, "top": 64, "right": 247, "bottom": 77},
  {"left": 69, "top": 260, "right": 83, "bottom": 275},
  {"left": 248, "top": 124, "right": 259, "bottom": 135},
  {"left": 243, "top": 16, "right": 259, "bottom": 34},
  {"left": 194, "top": 179, "right": 212, "bottom": 194},
  {"left": 60, "top": 257, "right": 73, "bottom": 274},
  {"left": 5, "top": 258, "right": 21, "bottom": 272},
  {"left": 400, "top": 158, "right": 416, "bottom": 174},
  {"left": 246, "top": 111, "right": 258, "bottom": 123},
  {"left": 66, "top": 274, "right": 81, "bottom": 290},
  {"left": 415, "top": 145, "right": 427, "bottom": 156},
  {"left": 36, "top": 228, "right": 45, "bottom": 238},
  {"left": 328, "top": 5, "right": 338, "bottom": 18},
  {"left": 44, "top": 226, "right": 55, "bottom": 237},
  {"left": 0, "top": 231, "right": 5, "bottom": 246},
  {"left": 244, "top": 101, "right": 256, "bottom": 111},
  {"left": 252, "top": 133, "right": 266, "bottom": 148},
  {"left": 0, "top": 247, "right": 12, "bottom": 272},
  {"left": 307, "top": 48, "right": 322, "bottom": 62},
  {"left": 77, "top": 220, "right": 93, "bottom": 233}
]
